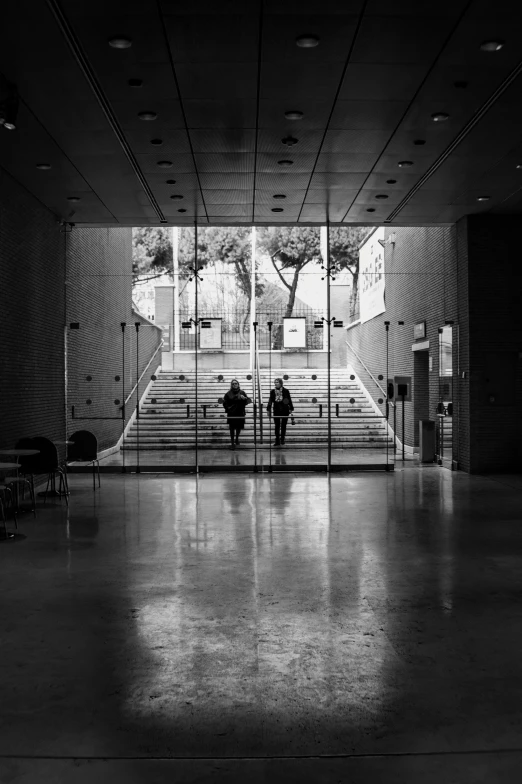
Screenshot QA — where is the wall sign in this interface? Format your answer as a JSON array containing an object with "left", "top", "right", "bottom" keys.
[
  {"left": 283, "top": 317, "right": 307, "bottom": 349},
  {"left": 414, "top": 321, "right": 426, "bottom": 340},
  {"left": 359, "top": 227, "right": 386, "bottom": 324},
  {"left": 199, "top": 318, "right": 222, "bottom": 350}
]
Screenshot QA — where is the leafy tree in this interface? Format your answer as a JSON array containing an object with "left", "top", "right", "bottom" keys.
[
  {"left": 132, "top": 227, "right": 173, "bottom": 285},
  {"left": 329, "top": 226, "right": 373, "bottom": 320}
]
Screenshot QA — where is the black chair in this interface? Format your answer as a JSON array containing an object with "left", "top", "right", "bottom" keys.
[
  {"left": 18, "top": 437, "right": 69, "bottom": 506},
  {"left": 68, "top": 431, "right": 100, "bottom": 490}
]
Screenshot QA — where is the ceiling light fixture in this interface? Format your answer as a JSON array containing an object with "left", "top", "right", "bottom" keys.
[
  {"left": 273, "top": 194, "right": 286, "bottom": 199},
  {"left": 150, "top": 138, "right": 163, "bottom": 146},
  {"left": 296, "top": 35, "right": 320, "bottom": 48},
  {"left": 272, "top": 208, "right": 284, "bottom": 212},
  {"left": 413, "top": 139, "right": 426, "bottom": 145},
  {"left": 480, "top": 40, "right": 504, "bottom": 52},
  {"left": 138, "top": 111, "right": 157, "bottom": 121},
  {"left": 375, "top": 194, "right": 388, "bottom": 199},
  {"left": 36, "top": 163, "right": 51, "bottom": 170},
  {"left": 386, "top": 179, "right": 397, "bottom": 184},
  {"left": 128, "top": 78, "right": 142, "bottom": 87},
  {"left": 67, "top": 196, "right": 80, "bottom": 202},
  {"left": 108, "top": 37, "right": 132, "bottom": 49},
  {"left": 476, "top": 196, "right": 490, "bottom": 201},
  {"left": 454, "top": 80, "right": 468, "bottom": 89},
  {"left": 170, "top": 194, "right": 183, "bottom": 200},
  {"left": 366, "top": 208, "right": 375, "bottom": 212},
  {"left": 282, "top": 136, "right": 298, "bottom": 146},
  {"left": 278, "top": 159, "right": 293, "bottom": 166},
  {"left": 398, "top": 160, "right": 413, "bottom": 167},
  {"left": 178, "top": 208, "right": 187, "bottom": 213},
  {"left": 284, "top": 110, "right": 303, "bottom": 120},
  {"left": 516, "top": 164, "right": 522, "bottom": 170},
  {"left": 157, "top": 161, "right": 173, "bottom": 168},
  {"left": 431, "top": 112, "right": 450, "bottom": 122},
  {"left": 166, "top": 179, "right": 176, "bottom": 184}
]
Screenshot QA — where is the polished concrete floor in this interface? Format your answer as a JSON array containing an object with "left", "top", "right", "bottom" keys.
[{"left": 1, "top": 467, "right": 522, "bottom": 782}]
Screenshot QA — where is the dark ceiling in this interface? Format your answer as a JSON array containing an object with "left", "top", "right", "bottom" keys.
[{"left": 2, "top": 0, "right": 522, "bottom": 227}]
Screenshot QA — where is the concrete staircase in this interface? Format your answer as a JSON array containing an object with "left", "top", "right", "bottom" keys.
[{"left": 123, "top": 369, "right": 393, "bottom": 450}]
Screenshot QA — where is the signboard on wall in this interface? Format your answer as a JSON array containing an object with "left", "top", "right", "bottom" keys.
[
  {"left": 199, "top": 318, "right": 222, "bottom": 350},
  {"left": 283, "top": 317, "right": 307, "bottom": 349},
  {"left": 359, "top": 227, "right": 385, "bottom": 324},
  {"left": 161, "top": 325, "right": 171, "bottom": 352}
]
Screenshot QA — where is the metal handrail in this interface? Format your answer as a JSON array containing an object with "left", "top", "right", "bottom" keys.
[
  {"left": 345, "top": 338, "right": 394, "bottom": 407},
  {"left": 124, "top": 339, "right": 163, "bottom": 405}
]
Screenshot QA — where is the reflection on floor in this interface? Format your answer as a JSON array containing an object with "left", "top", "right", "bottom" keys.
[
  {"left": 99, "top": 447, "right": 413, "bottom": 468},
  {"left": 2, "top": 468, "right": 521, "bottom": 782}
]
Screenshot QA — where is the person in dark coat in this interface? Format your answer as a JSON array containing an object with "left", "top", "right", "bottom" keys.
[
  {"left": 267, "top": 377, "right": 294, "bottom": 446},
  {"left": 222, "top": 379, "right": 251, "bottom": 449}
]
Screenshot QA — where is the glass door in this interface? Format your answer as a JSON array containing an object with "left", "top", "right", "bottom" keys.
[{"left": 436, "top": 325, "right": 453, "bottom": 467}]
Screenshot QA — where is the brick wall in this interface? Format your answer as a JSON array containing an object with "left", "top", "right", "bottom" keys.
[
  {"left": 66, "top": 228, "right": 162, "bottom": 452},
  {"left": 0, "top": 167, "right": 66, "bottom": 449}
]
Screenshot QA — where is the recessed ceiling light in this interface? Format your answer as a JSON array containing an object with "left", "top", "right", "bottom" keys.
[
  {"left": 296, "top": 35, "right": 320, "bottom": 48},
  {"left": 284, "top": 110, "right": 303, "bottom": 120},
  {"left": 398, "top": 160, "right": 413, "bottom": 167},
  {"left": 386, "top": 179, "right": 397, "bottom": 184},
  {"left": 366, "top": 208, "right": 376, "bottom": 212},
  {"left": 128, "top": 78, "right": 142, "bottom": 87},
  {"left": 375, "top": 194, "right": 388, "bottom": 199},
  {"left": 413, "top": 139, "right": 426, "bottom": 145},
  {"left": 109, "top": 37, "right": 132, "bottom": 49},
  {"left": 480, "top": 40, "right": 504, "bottom": 52},
  {"left": 157, "top": 161, "right": 173, "bottom": 168},
  {"left": 454, "top": 80, "right": 468, "bottom": 89},
  {"left": 170, "top": 194, "right": 183, "bottom": 200},
  {"left": 166, "top": 179, "right": 177, "bottom": 184},
  {"left": 282, "top": 136, "right": 298, "bottom": 146},
  {"left": 36, "top": 163, "right": 51, "bottom": 170},
  {"left": 431, "top": 112, "right": 450, "bottom": 122},
  {"left": 3, "top": 121, "right": 16, "bottom": 131},
  {"left": 178, "top": 209, "right": 187, "bottom": 213},
  {"left": 138, "top": 111, "right": 157, "bottom": 121},
  {"left": 150, "top": 138, "right": 163, "bottom": 146},
  {"left": 272, "top": 208, "right": 284, "bottom": 212},
  {"left": 273, "top": 194, "right": 286, "bottom": 199},
  {"left": 67, "top": 196, "right": 81, "bottom": 202},
  {"left": 516, "top": 164, "right": 522, "bottom": 170},
  {"left": 278, "top": 159, "right": 293, "bottom": 166},
  {"left": 476, "top": 196, "right": 490, "bottom": 201}
]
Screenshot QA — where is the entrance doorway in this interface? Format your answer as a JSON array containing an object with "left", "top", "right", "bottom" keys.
[{"left": 67, "top": 225, "right": 394, "bottom": 473}]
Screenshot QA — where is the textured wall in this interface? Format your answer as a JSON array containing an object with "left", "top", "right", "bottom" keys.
[
  {"left": 66, "top": 228, "right": 162, "bottom": 452},
  {"left": 0, "top": 167, "right": 66, "bottom": 449},
  {"left": 346, "top": 226, "right": 460, "bottom": 461}
]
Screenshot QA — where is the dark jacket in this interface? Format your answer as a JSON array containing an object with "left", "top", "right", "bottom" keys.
[
  {"left": 267, "top": 387, "right": 294, "bottom": 418},
  {"left": 223, "top": 389, "right": 251, "bottom": 427}
]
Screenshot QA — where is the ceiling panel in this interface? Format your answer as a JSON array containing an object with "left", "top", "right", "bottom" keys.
[
  {"left": 255, "top": 190, "right": 307, "bottom": 205},
  {"left": 330, "top": 101, "right": 409, "bottom": 130},
  {"left": 164, "top": 14, "right": 259, "bottom": 63},
  {"left": 261, "top": 14, "right": 359, "bottom": 63},
  {"left": 184, "top": 100, "right": 257, "bottom": 128},
  {"left": 257, "top": 130, "right": 324, "bottom": 154},
  {"left": 315, "top": 153, "right": 379, "bottom": 172},
  {"left": 189, "top": 129, "right": 256, "bottom": 153},
  {"left": 322, "top": 130, "right": 391, "bottom": 154},
  {"left": 339, "top": 64, "right": 428, "bottom": 101},
  {"left": 350, "top": 16, "right": 456, "bottom": 64}
]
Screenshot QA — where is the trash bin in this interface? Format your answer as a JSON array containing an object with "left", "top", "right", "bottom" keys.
[{"left": 419, "top": 420, "right": 435, "bottom": 462}]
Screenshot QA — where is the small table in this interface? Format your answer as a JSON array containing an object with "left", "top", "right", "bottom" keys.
[
  {"left": 0, "top": 462, "right": 22, "bottom": 541},
  {"left": 0, "top": 449, "right": 40, "bottom": 456}
]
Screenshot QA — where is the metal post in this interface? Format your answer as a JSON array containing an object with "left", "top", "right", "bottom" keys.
[
  {"left": 253, "top": 321, "right": 258, "bottom": 472},
  {"left": 135, "top": 322, "right": 140, "bottom": 474},
  {"left": 194, "top": 223, "right": 199, "bottom": 474},
  {"left": 401, "top": 393, "right": 405, "bottom": 462},
  {"left": 121, "top": 322, "right": 126, "bottom": 473},
  {"left": 385, "top": 321, "right": 389, "bottom": 468},
  {"left": 173, "top": 226, "right": 180, "bottom": 353},
  {"left": 250, "top": 226, "right": 256, "bottom": 373},
  {"left": 268, "top": 321, "right": 272, "bottom": 472},
  {"left": 326, "top": 221, "right": 331, "bottom": 473}
]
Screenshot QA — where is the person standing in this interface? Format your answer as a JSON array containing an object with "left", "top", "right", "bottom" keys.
[
  {"left": 222, "top": 379, "right": 251, "bottom": 449},
  {"left": 267, "top": 378, "right": 294, "bottom": 447}
]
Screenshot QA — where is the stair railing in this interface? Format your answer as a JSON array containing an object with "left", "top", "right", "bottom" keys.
[
  {"left": 124, "top": 340, "right": 164, "bottom": 405},
  {"left": 345, "top": 338, "right": 386, "bottom": 399}
]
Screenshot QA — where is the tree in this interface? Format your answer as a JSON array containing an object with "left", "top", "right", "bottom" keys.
[
  {"left": 132, "top": 227, "right": 173, "bottom": 285},
  {"left": 329, "top": 226, "right": 373, "bottom": 320}
]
